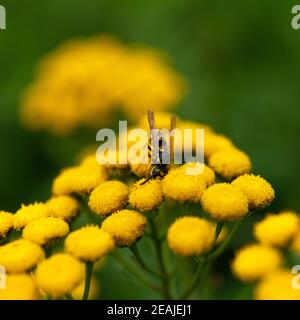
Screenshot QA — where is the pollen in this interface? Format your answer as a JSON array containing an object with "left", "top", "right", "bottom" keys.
[
  {"left": 65, "top": 225, "right": 115, "bottom": 262},
  {"left": 201, "top": 183, "right": 249, "bottom": 220},
  {"left": 88, "top": 180, "right": 129, "bottom": 216},
  {"left": 167, "top": 216, "right": 215, "bottom": 256},
  {"left": 101, "top": 209, "right": 147, "bottom": 246}
]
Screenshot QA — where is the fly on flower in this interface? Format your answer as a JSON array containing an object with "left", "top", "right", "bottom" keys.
[{"left": 140, "top": 109, "right": 176, "bottom": 185}]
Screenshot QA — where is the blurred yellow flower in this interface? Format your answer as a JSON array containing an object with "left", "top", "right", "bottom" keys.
[
  {"left": 0, "top": 274, "right": 40, "bottom": 300},
  {"left": 254, "top": 211, "right": 299, "bottom": 247},
  {"left": 204, "top": 133, "right": 234, "bottom": 158},
  {"left": 21, "top": 35, "right": 184, "bottom": 135},
  {"left": 231, "top": 174, "right": 275, "bottom": 211},
  {"left": 71, "top": 276, "right": 100, "bottom": 300},
  {"left": 231, "top": 244, "right": 282, "bottom": 282},
  {"left": 167, "top": 216, "right": 215, "bottom": 256},
  {"left": 201, "top": 183, "right": 249, "bottom": 221},
  {"left": 101, "top": 209, "right": 147, "bottom": 246},
  {"left": 36, "top": 253, "right": 84, "bottom": 297},
  {"left": 0, "top": 211, "right": 13, "bottom": 237},
  {"left": 255, "top": 270, "right": 300, "bottom": 300},
  {"left": 46, "top": 195, "right": 79, "bottom": 221},
  {"left": 88, "top": 180, "right": 129, "bottom": 216},
  {"left": 23, "top": 217, "right": 69, "bottom": 246},
  {"left": 0, "top": 239, "right": 44, "bottom": 273},
  {"left": 209, "top": 148, "right": 252, "bottom": 179},
  {"left": 65, "top": 225, "right": 114, "bottom": 262},
  {"left": 129, "top": 179, "right": 164, "bottom": 212}
]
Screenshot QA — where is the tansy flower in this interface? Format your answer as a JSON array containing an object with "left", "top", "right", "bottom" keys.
[
  {"left": 65, "top": 225, "right": 114, "bottom": 262},
  {"left": 0, "top": 211, "right": 13, "bottom": 237},
  {"left": 46, "top": 195, "right": 79, "bottom": 221},
  {"left": 0, "top": 239, "right": 44, "bottom": 273},
  {"left": 254, "top": 211, "right": 299, "bottom": 247},
  {"left": 204, "top": 133, "right": 234, "bottom": 158},
  {"left": 255, "top": 270, "right": 300, "bottom": 300},
  {"left": 23, "top": 217, "right": 69, "bottom": 246},
  {"left": 167, "top": 216, "right": 215, "bottom": 256},
  {"left": 162, "top": 167, "right": 207, "bottom": 203},
  {"left": 138, "top": 111, "right": 180, "bottom": 130},
  {"left": 35, "top": 253, "right": 84, "bottom": 297},
  {"left": 208, "top": 148, "right": 252, "bottom": 179},
  {"left": 178, "top": 163, "right": 215, "bottom": 187},
  {"left": 13, "top": 202, "right": 50, "bottom": 230},
  {"left": 129, "top": 179, "right": 164, "bottom": 212},
  {"left": 52, "top": 164, "right": 108, "bottom": 196},
  {"left": 130, "top": 163, "right": 151, "bottom": 178},
  {"left": 231, "top": 174, "right": 275, "bottom": 211},
  {"left": 291, "top": 229, "right": 300, "bottom": 254},
  {"left": 0, "top": 274, "right": 40, "bottom": 300},
  {"left": 231, "top": 244, "right": 282, "bottom": 282},
  {"left": 201, "top": 183, "right": 249, "bottom": 221},
  {"left": 88, "top": 180, "right": 129, "bottom": 216},
  {"left": 101, "top": 209, "right": 147, "bottom": 246},
  {"left": 71, "top": 276, "right": 99, "bottom": 300}
]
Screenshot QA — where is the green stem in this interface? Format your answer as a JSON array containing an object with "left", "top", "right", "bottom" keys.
[
  {"left": 113, "top": 251, "right": 162, "bottom": 293},
  {"left": 214, "top": 222, "right": 224, "bottom": 242},
  {"left": 129, "top": 244, "right": 162, "bottom": 278},
  {"left": 82, "top": 262, "right": 94, "bottom": 300},
  {"left": 149, "top": 218, "right": 172, "bottom": 299}
]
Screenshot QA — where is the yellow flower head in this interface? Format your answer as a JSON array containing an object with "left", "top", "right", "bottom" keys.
[
  {"left": 291, "top": 228, "right": 300, "bottom": 254},
  {"left": 88, "top": 180, "right": 129, "bottom": 216},
  {"left": 255, "top": 270, "right": 300, "bottom": 300},
  {"left": 130, "top": 163, "right": 151, "bottom": 178},
  {"left": 254, "top": 211, "right": 299, "bottom": 247},
  {"left": 231, "top": 244, "right": 282, "bottom": 282},
  {"left": 208, "top": 148, "right": 252, "bottom": 179},
  {"left": 65, "top": 225, "right": 114, "bottom": 262},
  {"left": 71, "top": 276, "right": 100, "bottom": 300},
  {"left": 201, "top": 183, "right": 249, "bottom": 221},
  {"left": 138, "top": 111, "right": 179, "bottom": 130},
  {"left": 13, "top": 202, "right": 50, "bottom": 230},
  {"left": 178, "top": 163, "right": 215, "bottom": 187},
  {"left": 129, "top": 179, "right": 164, "bottom": 212},
  {"left": 204, "top": 133, "right": 234, "bottom": 158},
  {"left": 0, "top": 211, "right": 13, "bottom": 237},
  {"left": 35, "top": 253, "right": 84, "bottom": 297},
  {"left": 101, "top": 209, "right": 147, "bottom": 246},
  {"left": 162, "top": 167, "right": 207, "bottom": 203},
  {"left": 52, "top": 164, "right": 108, "bottom": 196},
  {"left": 0, "top": 239, "right": 44, "bottom": 273},
  {"left": 0, "top": 274, "right": 40, "bottom": 300},
  {"left": 167, "top": 216, "right": 215, "bottom": 256},
  {"left": 231, "top": 174, "right": 275, "bottom": 211},
  {"left": 23, "top": 217, "right": 69, "bottom": 246},
  {"left": 46, "top": 195, "right": 79, "bottom": 221}
]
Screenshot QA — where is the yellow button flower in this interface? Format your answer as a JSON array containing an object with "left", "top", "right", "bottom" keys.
[
  {"left": 162, "top": 167, "right": 207, "bottom": 203},
  {"left": 167, "top": 216, "right": 215, "bottom": 256},
  {"left": 201, "top": 183, "right": 249, "bottom": 221},
  {"left": 130, "top": 163, "right": 151, "bottom": 178},
  {"left": 52, "top": 164, "right": 108, "bottom": 196},
  {"left": 88, "top": 180, "right": 129, "bottom": 216},
  {"left": 204, "top": 133, "right": 234, "bottom": 157},
  {"left": 129, "top": 179, "right": 164, "bottom": 212},
  {"left": 101, "top": 209, "right": 147, "bottom": 246},
  {"left": 255, "top": 270, "right": 300, "bottom": 300},
  {"left": 36, "top": 253, "right": 84, "bottom": 297},
  {"left": 231, "top": 174, "right": 275, "bottom": 211},
  {"left": 0, "top": 239, "right": 44, "bottom": 273},
  {"left": 291, "top": 229, "right": 300, "bottom": 254},
  {"left": 71, "top": 276, "right": 100, "bottom": 300},
  {"left": 23, "top": 217, "right": 69, "bottom": 246},
  {"left": 209, "top": 148, "right": 252, "bottom": 179},
  {"left": 0, "top": 211, "right": 13, "bottom": 237},
  {"left": 13, "top": 203, "right": 50, "bottom": 230},
  {"left": 0, "top": 274, "right": 40, "bottom": 300},
  {"left": 254, "top": 211, "right": 299, "bottom": 247},
  {"left": 46, "top": 195, "right": 79, "bottom": 221},
  {"left": 231, "top": 244, "right": 282, "bottom": 282},
  {"left": 178, "top": 163, "right": 215, "bottom": 187},
  {"left": 65, "top": 225, "right": 114, "bottom": 262}
]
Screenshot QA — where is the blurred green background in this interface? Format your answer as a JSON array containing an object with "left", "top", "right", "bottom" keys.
[{"left": 0, "top": 0, "right": 299, "bottom": 299}]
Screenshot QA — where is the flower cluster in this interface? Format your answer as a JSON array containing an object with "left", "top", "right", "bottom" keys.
[
  {"left": 20, "top": 35, "right": 185, "bottom": 135},
  {"left": 232, "top": 210, "right": 300, "bottom": 299}
]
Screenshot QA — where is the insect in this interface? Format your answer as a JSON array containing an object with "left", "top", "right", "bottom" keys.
[{"left": 140, "top": 109, "right": 176, "bottom": 185}]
